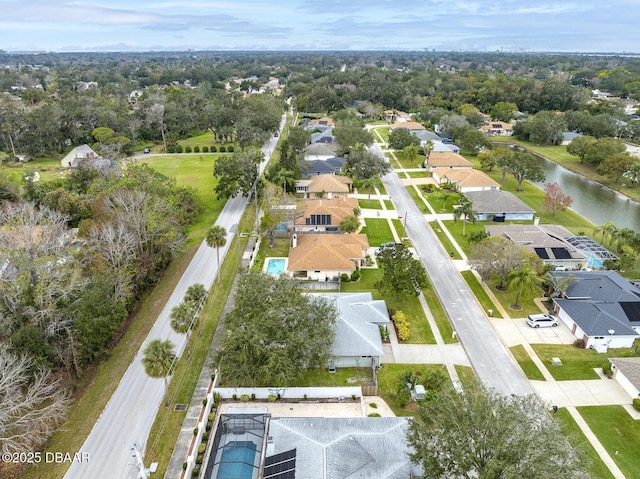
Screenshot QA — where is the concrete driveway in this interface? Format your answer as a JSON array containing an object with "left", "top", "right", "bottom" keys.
[{"left": 490, "top": 316, "right": 577, "bottom": 347}]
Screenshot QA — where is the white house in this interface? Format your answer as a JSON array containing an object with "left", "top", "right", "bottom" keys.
[
  {"left": 311, "top": 292, "right": 391, "bottom": 368},
  {"left": 609, "top": 357, "right": 640, "bottom": 399},
  {"left": 553, "top": 271, "right": 640, "bottom": 350}
]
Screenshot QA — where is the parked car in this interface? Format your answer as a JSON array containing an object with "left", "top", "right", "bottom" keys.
[{"left": 526, "top": 314, "right": 559, "bottom": 328}]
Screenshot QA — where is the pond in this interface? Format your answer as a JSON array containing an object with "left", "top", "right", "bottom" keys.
[{"left": 530, "top": 156, "right": 640, "bottom": 231}]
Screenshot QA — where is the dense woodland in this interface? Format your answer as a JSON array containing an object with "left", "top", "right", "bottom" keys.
[{"left": 2, "top": 50, "right": 640, "bottom": 455}]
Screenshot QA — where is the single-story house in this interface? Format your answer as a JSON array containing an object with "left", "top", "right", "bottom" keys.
[
  {"left": 431, "top": 168, "right": 500, "bottom": 192},
  {"left": 389, "top": 121, "right": 425, "bottom": 134},
  {"left": 609, "top": 357, "right": 640, "bottom": 399},
  {"left": 553, "top": 271, "right": 640, "bottom": 350},
  {"left": 424, "top": 152, "right": 473, "bottom": 170},
  {"left": 480, "top": 121, "right": 513, "bottom": 136},
  {"left": 294, "top": 196, "right": 359, "bottom": 232},
  {"left": 384, "top": 109, "right": 411, "bottom": 122},
  {"left": 409, "top": 129, "right": 462, "bottom": 154},
  {"left": 300, "top": 157, "right": 346, "bottom": 178},
  {"left": 267, "top": 416, "right": 420, "bottom": 479},
  {"left": 314, "top": 292, "right": 390, "bottom": 368},
  {"left": 304, "top": 143, "right": 339, "bottom": 161},
  {"left": 61, "top": 144, "right": 106, "bottom": 169},
  {"left": 309, "top": 117, "right": 335, "bottom": 127},
  {"left": 295, "top": 174, "right": 353, "bottom": 199},
  {"left": 287, "top": 233, "right": 369, "bottom": 281},
  {"left": 463, "top": 190, "right": 535, "bottom": 221},
  {"left": 484, "top": 224, "right": 586, "bottom": 269}
]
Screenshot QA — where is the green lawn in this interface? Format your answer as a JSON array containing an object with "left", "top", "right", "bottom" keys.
[
  {"left": 178, "top": 131, "right": 237, "bottom": 151},
  {"left": 142, "top": 155, "right": 225, "bottom": 245},
  {"left": 377, "top": 364, "right": 449, "bottom": 416},
  {"left": 272, "top": 367, "right": 374, "bottom": 387},
  {"left": 509, "top": 344, "right": 545, "bottom": 380},
  {"left": 531, "top": 344, "right": 639, "bottom": 380},
  {"left": 422, "top": 285, "right": 456, "bottom": 344},
  {"left": 383, "top": 199, "right": 394, "bottom": 209},
  {"left": 428, "top": 221, "right": 462, "bottom": 259},
  {"left": 454, "top": 365, "right": 477, "bottom": 388},
  {"left": 578, "top": 405, "right": 640, "bottom": 479},
  {"left": 252, "top": 237, "right": 290, "bottom": 271},
  {"left": 358, "top": 198, "right": 383, "bottom": 209},
  {"left": 423, "top": 188, "right": 461, "bottom": 214},
  {"left": 372, "top": 126, "right": 390, "bottom": 143},
  {"left": 484, "top": 278, "right": 544, "bottom": 318},
  {"left": 362, "top": 218, "right": 396, "bottom": 246},
  {"left": 2, "top": 157, "right": 63, "bottom": 182},
  {"left": 555, "top": 408, "right": 615, "bottom": 479},
  {"left": 406, "top": 185, "right": 430, "bottom": 213},
  {"left": 406, "top": 171, "right": 429, "bottom": 178},
  {"left": 460, "top": 270, "right": 502, "bottom": 319},
  {"left": 391, "top": 218, "right": 407, "bottom": 240}
]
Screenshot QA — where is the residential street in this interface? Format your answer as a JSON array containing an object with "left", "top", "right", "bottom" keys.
[
  {"left": 64, "top": 118, "right": 285, "bottom": 479},
  {"left": 370, "top": 142, "right": 533, "bottom": 397}
]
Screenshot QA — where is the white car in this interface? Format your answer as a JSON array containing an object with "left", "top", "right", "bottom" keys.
[{"left": 526, "top": 314, "right": 559, "bottom": 328}]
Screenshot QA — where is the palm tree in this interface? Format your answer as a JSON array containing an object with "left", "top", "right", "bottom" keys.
[
  {"left": 340, "top": 215, "right": 360, "bottom": 234},
  {"left": 452, "top": 199, "right": 477, "bottom": 236},
  {"left": 623, "top": 163, "right": 640, "bottom": 186},
  {"left": 507, "top": 265, "right": 542, "bottom": 309},
  {"left": 142, "top": 339, "right": 176, "bottom": 407},
  {"left": 184, "top": 283, "right": 207, "bottom": 306},
  {"left": 352, "top": 207, "right": 361, "bottom": 218},
  {"left": 271, "top": 168, "right": 297, "bottom": 194},
  {"left": 423, "top": 140, "right": 434, "bottom": 160},
  {"left": 359, "top": 176, "right": 381, "bottom": 201},
  {"left": 170, "top": 302, "right": 195, "bottom": 333},
  {"left": 206, "top": 225, "right": 227, "bottom": 284},
  {"left": 613, "top": 227, "right": 634, "bottom": 253},
  {"left": 602, "top": 221, "right": 618, "bottom": 247},
  {"left": 404, "top": 144, "right": 419, "bottom": 166},
  {"left": 544, "top": 272, "right": 577, "bottom": 298}
]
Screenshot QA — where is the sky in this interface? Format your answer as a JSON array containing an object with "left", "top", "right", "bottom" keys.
[{"left": 1, "top": 0, "right": 639, "bottom": 53}]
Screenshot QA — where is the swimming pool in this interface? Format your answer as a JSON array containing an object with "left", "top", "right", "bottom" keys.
[
  {"left": 216, "top": 441, "right": 257, "bottom": 479},
  {"left": 266, "top": 258, "right": 286, "bottom": 275}
]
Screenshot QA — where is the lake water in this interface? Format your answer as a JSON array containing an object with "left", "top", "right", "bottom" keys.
[{"left": 530, "top": 157, "right": 640, "bottom": 231}]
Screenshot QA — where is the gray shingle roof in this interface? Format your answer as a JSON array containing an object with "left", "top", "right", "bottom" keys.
[
  {"left": 309, "top": 293, "right": 390, "bottom": 359},
  {"left": 554, "top": 271, "right": 640, "bottom": 337},
  {"left": 464, "top": 190, "right": 535, "bottom": 214},
  {"left": 609, "top": 357, "right": 640, "bottom": 392},
  {"left": 267, "top": 417, "right": 418, "bottom": 479}
]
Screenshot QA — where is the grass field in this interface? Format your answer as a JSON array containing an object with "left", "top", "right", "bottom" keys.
[
  {"left": 422, "top": 285, "right": 456, "bottom": 344},
  {"left": 531, "top": 344, "right": 639, "bottom": 380},
  {"left": 509, "top": 344, "right": 545, "bottom": 380},
  {"left": 578, "top": 405, "right": 640, "bottom": 478},
  {"left": 406, "top": 185, "right": 430, "bottom": 213},
  {"left": 377, "top": 364, "right": 450, "bottom": 416},
  {"left": 358, "top": 198, "right": 383, "bottom": 209},
  {"left": 362, "top": 217, "right": 396, "bottom": 245},
  {"left": 555, "top": 408, "right": 615, "bottom": 479},
  {"left": 428, "top": 221, "right": 462, "bottom": 259},
  {"left": 460, "top": 270, "right": 502, "bottom": 319},
  {"left": 140, "top": 155, "right": 225, "bottom": 245}
]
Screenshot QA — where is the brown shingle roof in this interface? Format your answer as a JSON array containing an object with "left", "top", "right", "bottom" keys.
[
  {"left": 309, "top": 117, "right": 335, "bottom": 127},
  {"left": 389, "top": 121, "right": 425, "bottom": 130},
  {"left": 295, "top": 196, "right": 359, "bottom": 227},
  {"left": 432, "top": 168, "right": 500, "bottom": 188},
  {"left": 425, "top": 152, "right": 473, "bottom": 168},
  {"left": 306, "top": 174, "right": 352, "bottom": 194},
  {"left": 288, "top": 233, "right": 369, "bottom": 272}
]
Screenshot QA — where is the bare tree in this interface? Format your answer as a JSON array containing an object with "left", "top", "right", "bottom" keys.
[{"left": 0, "top": 345, "right": 70, "bottom": 453}]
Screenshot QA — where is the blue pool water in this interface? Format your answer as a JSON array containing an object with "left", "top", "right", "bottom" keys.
[
  {"left": 217, "top": 441, "right": 257, "bottom": 479},
  {"left": 266, "top": 258, "right": 286, "bottom": 275}
]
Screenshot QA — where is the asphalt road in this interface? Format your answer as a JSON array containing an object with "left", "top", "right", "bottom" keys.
[
  {"left": 64, "top": 117, "right": 285, "bottom": 479},
  {"left": 371, "top": 143, "right": 532, "bottom": 397}
]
